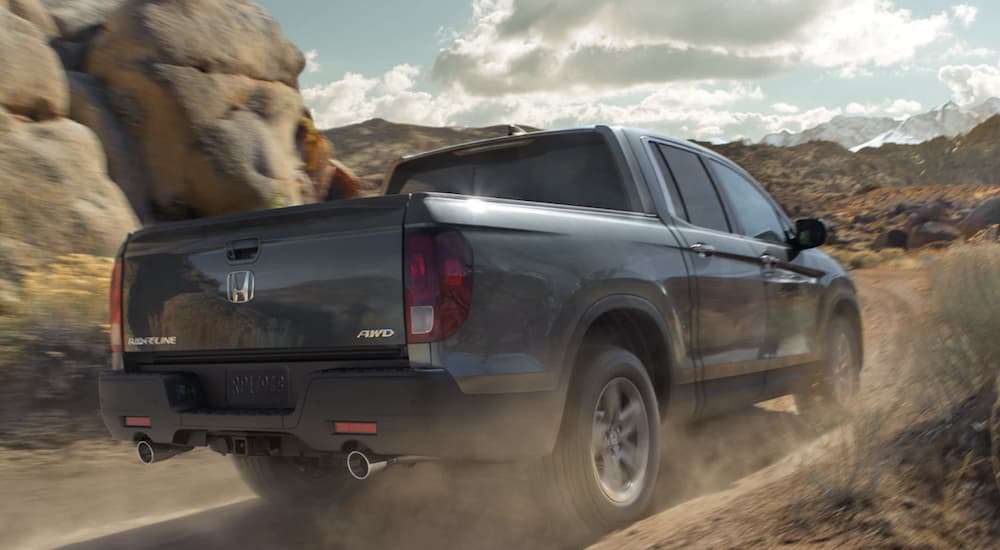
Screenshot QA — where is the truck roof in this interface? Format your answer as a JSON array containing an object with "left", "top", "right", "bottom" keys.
[{"left": 395, "top": 125, "right": 724, "bottom": 163}]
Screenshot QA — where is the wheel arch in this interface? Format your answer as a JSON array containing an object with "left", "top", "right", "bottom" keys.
[{"left": 558, "top": 295, "right": 676, "bottom": 417}]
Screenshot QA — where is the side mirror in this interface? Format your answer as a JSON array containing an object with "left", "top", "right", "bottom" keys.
[{"left": 793, "top": 218, "right": 828, "bottom": 250}]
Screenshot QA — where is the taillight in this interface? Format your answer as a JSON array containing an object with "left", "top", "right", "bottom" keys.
[
  {"left": 404, "top": 229, "right": 473, "bottom": 343},
  {"left": 109, "top": 259, "right": 124, "bottom": 353}
]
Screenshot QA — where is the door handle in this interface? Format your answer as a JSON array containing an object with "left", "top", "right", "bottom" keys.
[
  {"left": 760, "top": 253, "right": 779, "bottom": 267},
  {"left": 689, "top": 242, "right": 716, "bottom": 257}
]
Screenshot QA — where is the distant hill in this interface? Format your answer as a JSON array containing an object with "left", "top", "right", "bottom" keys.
[
  {"left": 706, "top": 114, "right": 1000, "bottom": 197},
  {"left": 321, "top": 118, "right": 538, "bottom": 189}
]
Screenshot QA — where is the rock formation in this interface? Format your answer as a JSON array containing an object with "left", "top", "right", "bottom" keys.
[{"left": 0, "top": 6, "right": 137, "bottom": 263}]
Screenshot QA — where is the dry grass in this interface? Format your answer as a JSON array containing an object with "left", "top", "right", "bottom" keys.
[
  {"left": 17, "top": 253, "right": 112, "bottom": 326},
  {"left": 909, "top": 244, "right": 1000, "bottom": 414},
  {"left": 0, "top": 253, "right": 112, "bottom": 370},
  {"left": 808, "top": 410, "right": 888, "bottom": 510},
  {"left": 806, "top": 245, "right": 1000, "bottom": 524}
]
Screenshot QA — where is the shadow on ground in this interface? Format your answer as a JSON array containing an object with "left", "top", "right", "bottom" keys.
[{"left": 60, "top": 405, "right": 822, "bottom": 550}]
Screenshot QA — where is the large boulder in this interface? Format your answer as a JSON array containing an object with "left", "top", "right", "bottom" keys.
[
  {"left": 908, "top": 221, "right": 963, "bottom": 249},
  {"left": 0, "top": 8, "right": 68, "bottom": 120},
  {"left": 871, "top": 229, "right": 909, "bottom": 250},
  {"left": 902, "top": 200, "right": 950, "bottom": 232},
  {"left": 67, "top": 71, "right": 150, "bottom": 218},
  {"left": 82, "top": 0, "right": 307, "bottom": 219},
  {"left": 0, "top": 109, "right": 138, "bottom": 258},
  {"left": 1, "top": 0, "right": 57, "bottom": 36},
  {"left": 41, "top": 0, "right": 124, "bottom": 40},
  {"left": 960, "top": 198, "right": 1000, "bottom": 238}
]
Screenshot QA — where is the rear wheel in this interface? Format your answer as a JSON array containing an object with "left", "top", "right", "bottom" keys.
[
  {"left": 543, "top": 346, "right": 660, "bottom": 534},
  {"left": 233, "top": 455, "right": 360, "bottom": 506},
  {"left": 795, "top": 316, "right": 861, "bottom": 420}
]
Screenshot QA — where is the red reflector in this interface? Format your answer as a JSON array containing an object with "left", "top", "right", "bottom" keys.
[
  {"left": 334, "top": 421, "right": 377, "bottom": 435},
  {"left": 124, "top": 416, "right": 152, "bottom": 427}
]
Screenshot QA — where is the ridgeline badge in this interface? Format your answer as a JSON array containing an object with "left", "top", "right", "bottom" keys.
[{"left": 128, "top": 336, "right": 177, "bottom": 346}]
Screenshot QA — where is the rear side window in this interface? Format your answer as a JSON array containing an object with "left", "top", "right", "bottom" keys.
[
  {"left": 655, "top": 144, "right": 729, "bottom": 233},
  {"left": 386, "top": 132, "right": 634, "bottom": 211},
  {"left": 708, "top": 160, "right": 788, "bottom": 245}
]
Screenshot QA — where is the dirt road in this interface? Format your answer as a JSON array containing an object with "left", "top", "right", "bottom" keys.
[{"left": 3, "top": 269, "right": 924, "bottom": 550}]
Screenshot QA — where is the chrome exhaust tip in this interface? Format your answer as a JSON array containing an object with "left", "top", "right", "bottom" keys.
[
  {"left": 347, "top": 450, "right": 377, "bottom": 480},
  {"left": 136, "top": 440, "right": 191, "bottom": 465},
  {"left": 137, "top": 440, "right": 155, "bottom": 465},
  {"left": 346, "top": 451, "right": 429, "bottom": 480}
]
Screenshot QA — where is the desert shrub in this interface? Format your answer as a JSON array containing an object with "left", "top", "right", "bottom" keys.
[
  {"left": 17, "top": 254, "right": 112, "bottom": 327},
  {"left": 0, "top": 254, "right": 111, "bottom": 369},
  {"left": 911, "top": 244, "right": 1000, "bottom": 413},
  {"left": 809, "top": 410, "right": 887, "bottom": 509}
]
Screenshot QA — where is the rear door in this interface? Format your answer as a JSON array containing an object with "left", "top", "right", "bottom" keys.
[
  {"left": 706, "top": 161, "right": 824, "bottom": 393},
  {"left": 651, "top": 144, "right": 768, "bottom": 413}
]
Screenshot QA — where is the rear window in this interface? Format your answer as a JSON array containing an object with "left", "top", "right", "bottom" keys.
[{"left": 386, "top": 132, "right": 634, "bottom": 211}]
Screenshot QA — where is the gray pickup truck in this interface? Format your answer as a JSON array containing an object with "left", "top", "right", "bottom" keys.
[{"left": 100, "top": 126, "right": 861, "bottom": 531}]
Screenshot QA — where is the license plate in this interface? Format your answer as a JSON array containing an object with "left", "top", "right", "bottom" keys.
[{"left": 227, "top": 368, "right": 290, "bottom": 408}]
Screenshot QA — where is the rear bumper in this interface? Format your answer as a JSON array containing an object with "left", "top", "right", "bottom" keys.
[{"left": 98, "top": 368, "right": 564, "bottom": 460}]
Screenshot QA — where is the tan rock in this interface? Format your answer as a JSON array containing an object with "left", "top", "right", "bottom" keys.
[
  {"left": 84, "top": 0, "right": 307, "bottom": 218},
  {"left": 0, "top": 112, "right": 138, "bottom": 258},
  {"left": 2, "top": 0, "right": 57, "bottom": 37},
  {"left": 0, "top": 8, "right": 68, "bottom": 119},
  {"left": 89, "top": 0, "right": 303, "bottom": 86},
  {"left": 968, "top": 224, "right": 1000, "bottom": 244},
  {"left": 67, "top": 71, "right": 150, "bottom": 218},
  {"left": 41, "top": 0, "right": 124, "bottom": 40}
]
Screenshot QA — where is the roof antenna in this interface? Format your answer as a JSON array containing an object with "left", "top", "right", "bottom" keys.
[{"left": 507, "top": 124, "right": 527, "bottom": 136}]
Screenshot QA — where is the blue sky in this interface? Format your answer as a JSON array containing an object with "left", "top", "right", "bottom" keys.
[{"left": 258, "top": 0, "right": 1000, "bottom": 140}]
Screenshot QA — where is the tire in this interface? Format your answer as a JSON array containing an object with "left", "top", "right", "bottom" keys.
[
  {"left": 795, "top": 316, "right": 861, "bottom": 421},
  {"left": 232, "top": 455, "right": 361, "bottom": 506},
  {"left": 542, "top": 346, "right": 661, "bottom": 534}
]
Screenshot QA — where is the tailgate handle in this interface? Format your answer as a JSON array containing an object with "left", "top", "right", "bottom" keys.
[{"left": 226, "top": 238, "right": 260, "bottom": 263}]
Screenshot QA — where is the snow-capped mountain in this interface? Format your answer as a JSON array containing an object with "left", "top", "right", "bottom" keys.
[
  {"left": 760, "top": 98, "right": 1000, "bottom": 152},
  {"left": 762, "top": 116, "right": 898, "bottom": 149}
]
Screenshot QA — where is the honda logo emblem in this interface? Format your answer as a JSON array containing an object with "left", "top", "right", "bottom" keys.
[{"left": 227, "top": 271, "right": 255, "bottom": 304}]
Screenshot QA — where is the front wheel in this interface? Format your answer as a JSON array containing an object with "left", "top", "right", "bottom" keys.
[
  {"left": 543, "top": 346, "right": 661, "bottom": 533},
  {"left": 233, "top": 455, "right": 361, "bottom": 506},
  {"left": 795, "top": 316, "right": 861, "bottom": 420}
]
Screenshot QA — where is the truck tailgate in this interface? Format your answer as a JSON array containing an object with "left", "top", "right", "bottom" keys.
[{"left": 122, "top": 195, "right": 409, "bottom": 359}]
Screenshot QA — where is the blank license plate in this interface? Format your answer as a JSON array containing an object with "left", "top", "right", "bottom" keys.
[{"left": 226, "top": 368, "right": 290, "bottom": 408}]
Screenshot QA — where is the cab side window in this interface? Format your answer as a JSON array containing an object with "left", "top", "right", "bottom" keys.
[
  {"left": 708, "top": 160, "right": 788, "bottom": 245},
  {"left": 655, "top": 144, "right": 730, "bottom": 233}
]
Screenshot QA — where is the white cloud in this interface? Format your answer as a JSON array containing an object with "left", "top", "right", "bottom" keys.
[
  {"left": 952, "top": 4, "right": 978, "bottom": 26},
  {"left": 772, "top": 102, "right": 800, "bottom": 114},
  {"left": 885, "top": 98, "right": 924, "bottom": 117},
  {"left": 430, "top": 0, "right": 959, "bottom": 94},
  {"left": 304, "top": 49, "right": 321, "bottom": 74},
  {"left": 304, "top": 65, "right": 477, "bottom": 128},
  {"left": 939, "top": 63, "right": 1000, "bottom": 105},
  {"left": 792, "top": 1, "right": 951, "bottom": 74},
  {"left": 944, "top": 41, "right": 997, "bottom": 59},
  {"left": 303, "top": 64, "right": 932, "bottom": 144},
  {"left": 843, "top": 98, "right": 922, "bottom": 117}
]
